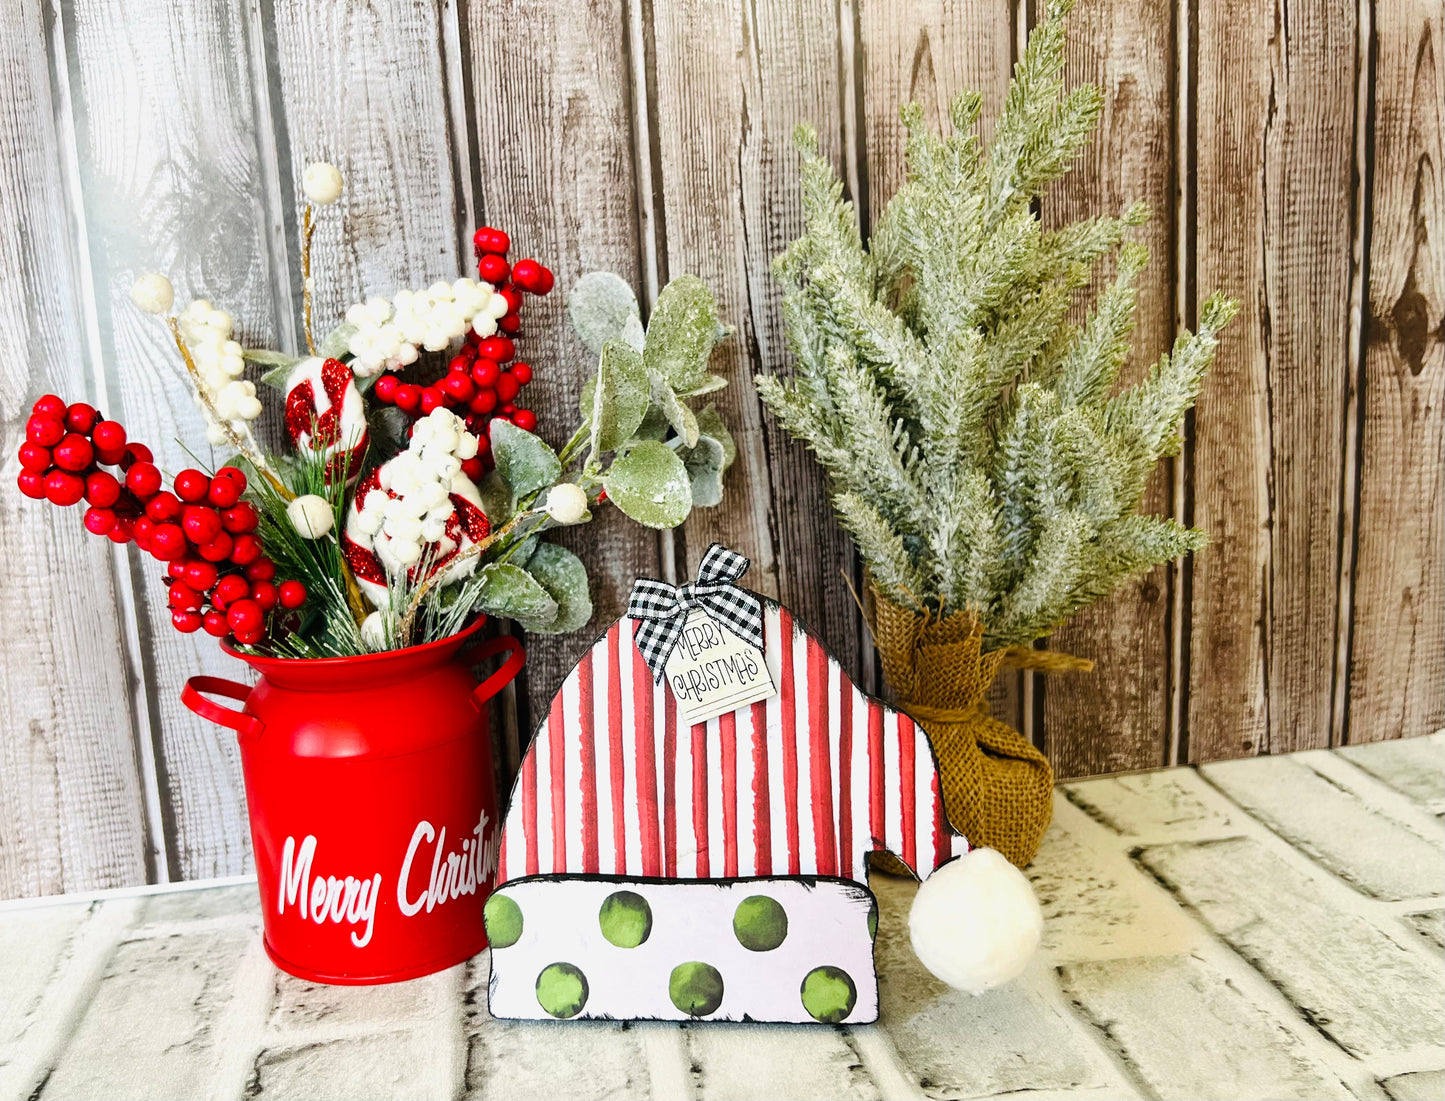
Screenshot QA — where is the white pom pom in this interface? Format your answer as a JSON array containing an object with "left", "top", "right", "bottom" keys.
[
  {"left": 360, "top": 611, "right": 388, "bottom": 651},
  {"left": 383, "top": 514, "right": 422, "bottom": 543},
  {"left": 130, "top": 272, "right": 175, "bottom": 315},
  {"left": 390, "top": 538, "right": 422, "bottom": 566},
  {"left": 302, "top": 162, "right": 344, "bottom": 205},
  {"left": 908, "top": 847, "right": 1043, "bottom": 995},
  {"left": 472, "top": 314, "right": 498, "bottom": 338},
  {"left": 286, "top": 493, "right": 335, "bottom": 539},
  {"left": 487, "top": 292, "right": 510, "bottom": 319},
  {"left": 543, "top": 482, "right": 589, "bottom": 525}
]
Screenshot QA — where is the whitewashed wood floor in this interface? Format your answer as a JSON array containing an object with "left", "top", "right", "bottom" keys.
[{"left": 2, "top": 736, "right": 1441, "bottom": 1101}]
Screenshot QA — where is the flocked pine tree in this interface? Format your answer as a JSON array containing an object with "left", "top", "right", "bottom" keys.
[{"left": 757, "top": 0, "right": 1236, "bottom": 653}]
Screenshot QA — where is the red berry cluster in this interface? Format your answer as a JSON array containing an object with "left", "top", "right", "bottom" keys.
[
  {"left": 15, "top": 395, "right": 305, "bottom": 646},
  {"left": 369, "top": 226, "right": 553, "bottom": 479}
]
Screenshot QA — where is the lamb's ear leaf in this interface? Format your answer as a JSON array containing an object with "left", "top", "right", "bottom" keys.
[
  {"left": 258, "top": 355, "right": 304, "bottom": 390},
  {"left": 678, "top": 434, "right": 726, "bottom": 507},
  {"left": 568, "top": 272, "right": 641, "bottom": 355},
  {"left": 643, "top": 274, "right": 718, "bottom": 392},
  {"left": 491, "top": 418, "right": 561, "bottom": 498},
  {"left": 649, "top": 371, "right": 699, "bottom": 448},
  {"left": 584, "top": 339, "right": 650, "bottom": 455},
  {"left": 521, "top": 542, "right": 593, "bottom": 633},
  {"left": 318, "top": 323, "right": 358, "bottom": 360},
  {"left": 473, "top": 563, "right": 558, "bottom": 628},
  {"left": 602, "top": 439, "right": 693, "bottom": 529},
  {"left": 695, "top": 404, "right": 736, "bottom": 469}
]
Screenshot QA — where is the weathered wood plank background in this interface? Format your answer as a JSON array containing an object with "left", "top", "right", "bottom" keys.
[{"left": 0, "top": 0, "right": 1439, "bottom": 899}]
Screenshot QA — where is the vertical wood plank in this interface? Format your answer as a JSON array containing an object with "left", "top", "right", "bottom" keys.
[
  {"left": 0, "top": 0, "right": 151, "bottom": 896},
  {"left": 63, "top": 0, "right": 287, "bottom": 879},
  {"left": 1037, "top": 0, "right": 1177, "bottom": 777},
  {"left": 858, "top": 0, "right": 1020, "bottom": 726},
  {"left": 1347, "top": 0, "right": 1444, "bottom": 741},
  {"left": 646, "top": 0, "right": 864, "bottom": 683},
  {"left": 461, "top": 0, "right": 655, "bottom": 723},
  {"left": 859, "top": 0, "right": 1016, "bottom": 205},
  {"left": 267, "top": 0, "right": 463, "bottom": 335},
  {"left": 1189, "top": 0, "right": 1359, "bottom": 761}
]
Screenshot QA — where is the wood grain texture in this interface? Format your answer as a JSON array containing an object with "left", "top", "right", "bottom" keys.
[
  {"left": 1188, "top": 0, "right": 1359, "bottom": 762},
  {"left": 62, "top": 0, "right": 286, "bottom": 879},
  {"left": 0, "top": 0, "right": 151, "bottom": 897},
  {"left": 1347, "top": 0, "right": 1444, "bottom": 742},
  {"left": 857, "top": 0, "right": 1021, "bottom": 729},
  {"left": 1037, "top": 0, "right": 1176, "bottom": 775},
  {"left": 267, "top": 0, "right": 462, "bottom": 335},
  {"left": 646, "top": 0, "right": 864, "bottom": 683},
  {"left": 460, "top": 0, "right": 657, "bottom": 725}
]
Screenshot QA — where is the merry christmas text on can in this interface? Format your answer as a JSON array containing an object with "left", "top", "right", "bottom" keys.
[{"left": 182, "top": 616, "right": 525, "bottom": 984}]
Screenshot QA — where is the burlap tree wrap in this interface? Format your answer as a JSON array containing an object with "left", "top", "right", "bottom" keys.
[{"left": 869, "top": 587, "right": 1092, "bottom": 868}]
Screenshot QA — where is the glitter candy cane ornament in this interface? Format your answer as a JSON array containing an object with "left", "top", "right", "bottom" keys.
[
  {"left": 283, "top": 357, "right": 369, "bottom": 477},
  {"left": 341, "top": 408, "right": 490, "bottom": 606}
]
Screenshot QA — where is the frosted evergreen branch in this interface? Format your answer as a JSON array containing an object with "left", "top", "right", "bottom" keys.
[
  {"left": 758, "top": 0, "right": 1235, "bottom": 644},
  {"left": 1052, "top": 241, "right": 1148, "bottom": 407}
]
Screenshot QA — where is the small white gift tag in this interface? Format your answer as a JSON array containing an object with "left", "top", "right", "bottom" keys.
[{"left": 663, "top": 608, "right": 776, "bottom": 726}]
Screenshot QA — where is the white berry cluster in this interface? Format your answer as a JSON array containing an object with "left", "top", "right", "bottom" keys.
[
  {"left": 348, "top": 409, "right": 484, "bottom": 597},
  {"left": 344, "top": 280, "right": 510, "bottom": 378},
  {"left": 178, "top": 300, "right": 263, "bottom": 446}
]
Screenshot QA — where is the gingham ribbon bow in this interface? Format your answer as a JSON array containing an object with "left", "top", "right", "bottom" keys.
[{"left": 627, "top": 543, "right": 764, "bottom": 682}]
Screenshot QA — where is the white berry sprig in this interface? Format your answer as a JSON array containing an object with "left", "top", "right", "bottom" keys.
[
  {"left": 344, "top": 279, "right": 510, "bottom": 378},
  {"left": 176, "top": 300, "right": 264, "bottom": 449}
]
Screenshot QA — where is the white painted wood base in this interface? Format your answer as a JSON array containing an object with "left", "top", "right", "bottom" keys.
[{"left": 2, "top": 736, "right": 1440, "bottom": 1100}]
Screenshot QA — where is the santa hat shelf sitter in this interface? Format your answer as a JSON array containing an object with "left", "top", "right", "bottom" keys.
[{"left": 485, "top": 545, "right": 1043, "bottom": 1024}]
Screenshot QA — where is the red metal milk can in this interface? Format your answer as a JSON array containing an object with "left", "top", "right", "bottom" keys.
[{"left": 181, "top": 618, "right": 524, "bottom": 985}]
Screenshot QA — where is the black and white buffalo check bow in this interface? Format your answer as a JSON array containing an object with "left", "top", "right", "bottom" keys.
[{"left": 627, "top": 543, "right": 764, "bottom": 682}]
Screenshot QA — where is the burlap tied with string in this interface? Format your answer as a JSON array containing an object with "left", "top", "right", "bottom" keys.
[{"left": 868, "top": 586, "right": 1093, "bottom": 868}]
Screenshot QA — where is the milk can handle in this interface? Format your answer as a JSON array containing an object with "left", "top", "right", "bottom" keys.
[
  {"left": 467, "top": 636, "right": 526, "bottom": 711},
  {"left": 182, "top": 676, "right": 264, "bottom": 743}
]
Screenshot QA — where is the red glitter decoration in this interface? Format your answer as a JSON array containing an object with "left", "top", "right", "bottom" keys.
[
  {"left": 449, "top": 492, "right": 490, "bottom": 545},
  {"left": 340, "top": 533, "right": 387, "bottom": 586}
]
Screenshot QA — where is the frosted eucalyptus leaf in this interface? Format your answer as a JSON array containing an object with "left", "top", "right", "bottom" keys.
[
  {"left": 587, "top": 339, "right": 650, "bottom": 454},
  {"left": 491, "top": 418, "right": 562, "bottom": 498},
  {"left": 631, "top": 403, "right": 672, "bottom": 442},
  {"left": 318, "top": 322, "right": 359, "bottom": 360},
  {"left": 602, "top": 439, "right": 693, "bottom": 529},
  {"left": 676, "top": 374, "right": 728, "bottom": 398},
  {"left": 522, "top": 542, "right": 593, "bottom": 633},
  {"left": 476, "top": 470, "right": 516, "bottom": 525},
  {"left": 508, "top": 535, "right": 540, "bottom": 569},
  {"left": 695, "top": 404, "right": 736, "bottom": 469},
  {"left": 474, "top": 563, "right": 558, "bottom": 626},
  {"left": 649, "top": 371, "right": 699, "bottom": 448},
  {"left": 247, "top": 348, "right": 304, "bottom": 367},
  {"left": 679, "top": 434, "right": 726, "bottom": 507},
  {"left": 621, "top": 314, "right": 646, "bottom": 352},
  {"left": 568, "top": 272, "right": 641, "bottom": 355},
  {"left": 643, "top": 274, "right": 718, "bottom": 391},
  {"left": 258, "top": 356, "right": 304, "bottom": 390}
]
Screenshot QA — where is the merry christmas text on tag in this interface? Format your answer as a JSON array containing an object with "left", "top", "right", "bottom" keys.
[{"left": 664, "top": 608, "right": 776, "bottom": 726}]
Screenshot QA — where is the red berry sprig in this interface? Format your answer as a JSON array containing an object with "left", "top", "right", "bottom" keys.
[
  {"left": 15, "top": 396, "right": 308, "bottom": 647},
  {"left": 369, "top": 226, "right": 551, "bottom": 478}
]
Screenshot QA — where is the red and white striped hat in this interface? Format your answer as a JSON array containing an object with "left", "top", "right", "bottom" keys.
[
  {"left": 488, "top": 592, "right": 1044, "bottom": 1023},
  {"left": 496, "top": 599, "right": 966, "bottom": 888}
]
